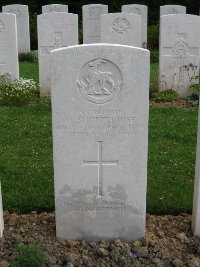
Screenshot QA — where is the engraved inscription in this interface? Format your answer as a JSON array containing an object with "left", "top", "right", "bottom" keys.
[
  {"left": 88, "top": 7, "right": 102, "bottom": 19},
  {"left": 50, "top": 7, "right": 61, "bottom": 12},
  {"left": 77, "top": 59, "right": 122, "bottom": 104},
  {"left": 112, "top": 18, "right": 130, "bottom": 35},
  {"left": 162, "top": 36, "right": 199, "bottom": 91},
  {"left": 9, "top": 9, "right": 21, "bottom": 18},
  {"left": 129, "top": 7, "right": 141, "bottom": 14},
  {"left": 0, "top": 20, "right": 5, "bottom": 32},
  {"left": 83, "top": 141, "right": 118, "bottom": 197},
  {"left": 168, "top": 8, "right": 178, "bottom": 14},
  {"left": 54, "top": 32, "right": 62, "bottom": 48}
]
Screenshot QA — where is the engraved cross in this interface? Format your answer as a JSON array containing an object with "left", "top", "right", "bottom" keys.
[{"left": 83, "top": 141, "right": 118, "bottom": 197}]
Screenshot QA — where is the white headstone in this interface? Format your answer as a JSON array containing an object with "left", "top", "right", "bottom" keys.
[
  {"left": 122, "top": 4, "right": 147, "bottom": 48},
  {"left": 0, "top": 183, "right": 4, "bottom": 238},
  {"left": 82, "top": 4, "right": 108, "bottom": 44},
  {"left": 160, "top": 5, "right": 186, "bottom": 16},
  {"left": 51, "top": 44, "right": 150, "bottom": 241},
  {"left": 37, "top": 12, "right": 78, "bottom": 96},
  {"left": 159, "top": 14, "right": 200, "bottom": 97},
  {"left": 2, "top": 5, "right": 30, "bottom": 53},
  {"left": 192, "top": 103, "right": 200, "bottom": 236},
  {"left": 42, "top": 4, "right": 68, "bottom": 13},
  {"left": 101, "top": 13, "right": 141, "bottom": 47},
  {"left": 0, "top": 13, "right": 19, "bottom": 80}
]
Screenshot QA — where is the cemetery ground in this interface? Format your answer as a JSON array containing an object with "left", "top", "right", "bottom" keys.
[{"left": 0, "top": 62, "right": 200, "bottom": 266}]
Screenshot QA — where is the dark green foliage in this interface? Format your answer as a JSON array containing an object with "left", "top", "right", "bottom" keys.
[
  {"left": 11, "top": 240, "right": 46, "bottom": 267},
  {"left": 148, "top": 25, "right": 159, "bottom": 51},
  {"left": 150, "top": 50, "right": 159, "bottom": 63},
  {"left": 152, "top": 89, "right": 178, "bottom": 102},
  {"left": 19, "top": 51, "right": 38, "bottom": 63}
]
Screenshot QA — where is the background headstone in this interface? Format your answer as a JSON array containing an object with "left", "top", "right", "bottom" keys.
[
  {"left": 82, "top": 4, "right": 108, "bottom": 43},
  {"left": 2, "top": 4, "right": 30, "bottom": 53},
  {"left": 159, "top": 14, "right": 200, "bottom": 97},
  {"left": 160, "top": 5, "right": 186, "bottom": 16},
  {"left": 192, "top": 103, "right": 200, "bottom": 236},
  {"left": 0, "top": 183, "right": 4, "bottom": 238},
  {"left": 42, "top": 4, "right": 68, "bottom": 13},
  {"left": 0, "top": 13, "right": 19, "bottom": 80},
  {"left": 37, "top": 12, "right": 78, "bottom": 96},
  {"left": 122, "top": 4, "right": 147, "bottom": 48},
  {"left": 51, "top": 44, "right": 150, "bottom": 241},
  {"left": 101, "top": 13, "right": 141, "bottom": 47}
]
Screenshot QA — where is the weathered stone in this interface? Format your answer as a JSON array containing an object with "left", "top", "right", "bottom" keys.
[
  {"left": 37, "top": 12, "right": 78, "bottom": 95},
  {"left": 160, "top": 5, "right": 186, "bottom": 16},
  {"left": 122, "top": 4, "right": 148, "bottom": 48},
  {"left": 159, "top": 14, "right": 200, "bottom": 97},
  {"left": 101, "top": 13, "right": 141, "bottom": 47},
  {"left": 42, "top": 4, "right": 68, "bottom": 13},
  {"left": 0, "top": 13, "right": 19, "bottom": 80},
  {"left": 2, "top": 4, "right": 30, "bottom": 53},
  {"left": 51, "top": 44, "right": 149, "bottom": 241},
  {"left": 82, "top": 4, "right": 108, "bottom": 43}
]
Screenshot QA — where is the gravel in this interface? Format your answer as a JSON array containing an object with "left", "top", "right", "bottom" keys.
[{"left": 1, "top": 212, "right": 200, "bottom": 266}]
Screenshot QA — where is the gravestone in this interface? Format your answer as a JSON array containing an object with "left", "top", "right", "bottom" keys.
[
  {"left": 0, "top": 13, "right": 19, "bottom": 80},
  {"left": 122, "top": 4, "right": 147, "bottom": 48},
  {"left": 193, "top": 105, "right": 200, "bottom": 236},
  {"left": 51, "top": 44, "right": 150, "bottom": 241},
  {"left": 42, "top": 4, "right": 68, "bottom": 13},
  {"left": 82, "top": 4, "right": 108, "bottom": 44},
  {"left": 2, "top": 4, "right": 30, "bottom": 53},
  {"left": 159, "top": 14, "right": 200, "bottom": 97},
  {"left": 160, "top": 5, "right": 186, "bottom": 16},
  {"left": 0, "top": 183, "right": 4, "bottom": 238},
  {"left": 101, "top": 13, "right": 141, "bottom": 47},
  {"left": 37, "top": 12, "right": 78, "bottom": 96}
]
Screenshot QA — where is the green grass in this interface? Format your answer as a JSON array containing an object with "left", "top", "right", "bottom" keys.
[
  {"left": 19, "top": 62, "right": 39, "bottom": 83},
  {"left": 0, "top": 62, "right": 198, "bottom": 214},
  {"left": 0, "top": 105, "right": 198, "bottom": 214}
]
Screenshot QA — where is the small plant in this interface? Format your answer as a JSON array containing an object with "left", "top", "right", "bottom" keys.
[
  {"left": 19, "top": 51, "right": 38, "bottom": 62},
  {"left": 119, "top": 250, "right": 140, "bottom": 266},
  {"left": 0, "top": 73, "right": 39, "bottom": 107},
  {"left": 187, "top": 83, "right": 200, "bottom": 106},
  {"left": 11, "top": 240, "right": 46, "bottom": 267},
  {"left": 152, "top": 89, "right": 178, "bottom": 102}
]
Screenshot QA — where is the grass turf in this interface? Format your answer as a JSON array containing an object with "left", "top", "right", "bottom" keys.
[{"left": 0, "top": 105, "right": 198, "bottom": 214}]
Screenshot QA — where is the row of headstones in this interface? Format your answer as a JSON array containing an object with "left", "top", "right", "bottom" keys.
[
  {"left": 1, "top": 42, "right": 200, "bottom": 241},
  {"left": 0, "top": 3, "right": 190, "bottom": 53}
]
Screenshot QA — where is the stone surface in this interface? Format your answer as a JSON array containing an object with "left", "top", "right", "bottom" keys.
[
  {"left": 82, "top": 4, "right": 108, "bottom": 44},
  {"left": 122, "top": 4, "right": 147, "bottom": 48},
  {"left": 51, "top": 44, "right": 150, "bottom": 241},
  {"left": 37, "top": 12, "right": 78, "bottom": 96},
  {"left": 0, "top": 183, "right": 4, "bottom": 238},
  {"left": 160, "top": 5, "right": 186, "bottom": 16},
  {"left": 42, "top": 4, "right": 68, "bottom": 13},
  {"left": 2, "top": 4, "right": 30, "bottom": 53},
  {"left": 0, "top": 13, "right": 19, "bottom": 80},
  {"left": 101, "top": 13, "right": 141, "bottom": 47},
  {"left": 159, "top": 14, "right": 200, "bottom": 97},
  {"left": 192, "top": 102, "right": 200, "bottom": 236}
]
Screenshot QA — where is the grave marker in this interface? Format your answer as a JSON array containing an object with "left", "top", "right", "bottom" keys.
[
  {"left": 42, "top": 4, "right": 68, "bottom": 13},
  {"left": 3, "top": 4, "right": 30, "bottom": 53},
  {"left": 0, "top": 13, "right": 19, "bottom": 80},
  {"left": 122, "top": 4, "right": 147, "bottom": 48},
  {"left": 51, "top": 44, "right": 150, "bottom": 241},
  {"left": 37, "top": 12, "right": 78, "bottom": 95},
  {"left": 160, "top": 5, "right": 186, "bottom": 16},
  {"left": 101, "top": 13, "right": 141, "bottom": 47},
  {"left": 82, "top": 4, "right": 108, "bottom": 43},
  {"left": 159, "top": 14, "right": 200, "bottom": 97}
]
